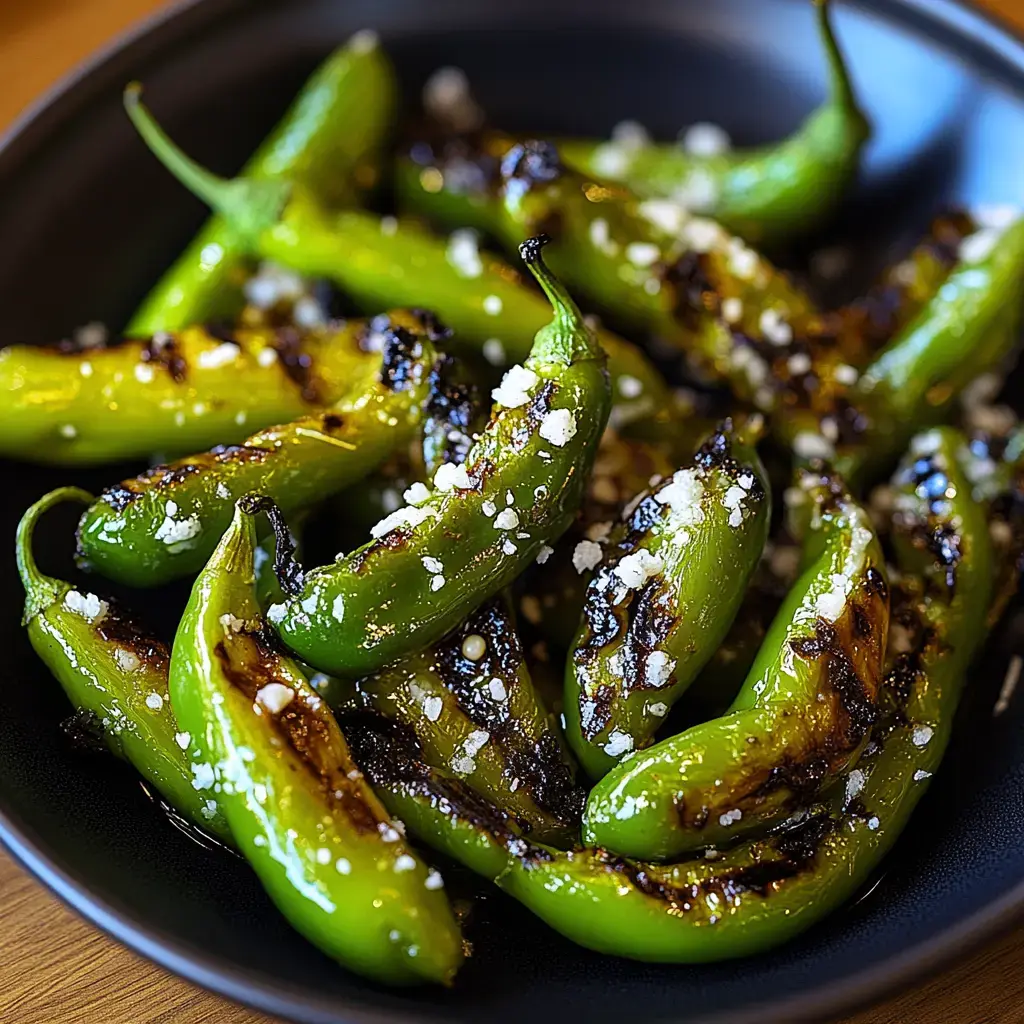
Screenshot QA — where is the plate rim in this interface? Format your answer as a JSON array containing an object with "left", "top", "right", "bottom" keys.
[{"left": 2, "top": 1, "right": 1024, "bottom": 1021}]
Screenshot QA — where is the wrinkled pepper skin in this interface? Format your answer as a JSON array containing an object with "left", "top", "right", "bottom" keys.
[
  {"left": 346, "top": 599, "right": 584, "bottom": 847},
  {"left": 0, "top": 320, "right": 377, "bottom": 465},
  {"left": 168, "top": 498, "right": 463, "bottom": 985},
  {"left": 77, "top": 312, "right": 440, "bottom": 586},
  {"left": 555, "top": 0, "right": 869, "bottom": 248},
  {"left": 128, "top": 31, "right": 397, "bottom": 335},
  {"left": 124, "top": 88, "right": 674, "bottom": 433},
  {"left": 584, "top": 471, "right": 888, "bottom": 860},
  {"left": 793, "top": 211, "right": 1024, "bottom": 483},
  {"left": 266, "top": 237, "right": 611, "bottom": 677},
  {"left": 565, "top": 423, "right": 771, "bottom": 779},
  {"left": 338, "top": 440, "right": 1008, "bottom": 966},
  {"left": 16, "top": 488, "right": 230, "bottom": 841}
]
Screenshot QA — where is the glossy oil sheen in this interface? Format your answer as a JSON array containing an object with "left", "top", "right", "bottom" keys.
[{"left": 1, "top": 1, "right": 1024, "bottom": 1022}]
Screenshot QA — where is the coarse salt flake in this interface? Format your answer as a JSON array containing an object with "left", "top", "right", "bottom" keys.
[
  {"left": 491, "top": 364, "right": 538, "bottom": 408},
  {"left": 538, "top": 408, "right": 577, "bottom": 447},
  {"left": 257, "top": 683, "right": 295, "bottom": 714},
  {"left": 614, "top": 548, "right": 664, "bottom": 589}
]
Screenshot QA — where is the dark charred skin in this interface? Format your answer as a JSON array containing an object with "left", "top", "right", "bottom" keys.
[
  {"left": 94, "top": 604, "right": 170, "bottom": 675},
  {"left": 141, "top": 331, "right": 188, "bottom": 382},
  {"left": 423, "top": 356, "right": 483, "bottom": 472},
  {"left": 380, "top": 326, "right": 426, "bottom": 391},
  {"left": 270, "top": 325, "right": 320, "bottom": 402}
]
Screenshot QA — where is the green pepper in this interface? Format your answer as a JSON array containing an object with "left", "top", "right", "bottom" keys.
[
  {"left": 16, "top": 487, "right": 230, "bottom": 842},
  {"left": 0, "top": 319, "right": 382, "bottom": 466},
  {"left": 123, "top": 85, "right": 673, "bottom": 434},
  {"left": 168, "top": 496, "right": 463, "bottom": 984},
  {"left": 76, "top": 311, "right": 441, "bottom": 587},
  {"left": 564, "top": 421, "right": 771, "bottom": 779},
  {"left": 127, "top": 31, "right": 397, "bottom": 335},
  {"left": 554, "top": 0, "right": 869, "bottom": 248},
  {"left": 789, "top": 210, "right": 1024, "bottom": 483},
  {"left": 264, "top": 235, "right": 611, "bottom": 677},
  {"left": 339, "top": 426, "right": 1003, "bottom": 963},
  {"left": 584, "top": 469, "right": 888, "bottom": 860},
  {"left": 344, "top": 597, "right": 583, "bottom": 847}
]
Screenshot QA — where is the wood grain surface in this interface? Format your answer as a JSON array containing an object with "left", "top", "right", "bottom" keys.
[{"left": 2, "top": 1, "right": 1024, "bottom": 1022}]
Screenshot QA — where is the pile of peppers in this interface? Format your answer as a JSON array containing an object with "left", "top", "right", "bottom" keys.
[{"left": 7, "top": 4, "right": 1024, "bottom": 985}]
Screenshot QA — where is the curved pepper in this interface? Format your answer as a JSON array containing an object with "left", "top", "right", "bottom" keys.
[
  {"left": 128, "top": 30, "right": 397, "bottom": 335},
  {"left": 340, "top": 427, "right": 1002, "bottom": 963},
  {"left": 0, "top": 319, "right": 380, "bottom": 465},
  {"left": 555, "top": 0, "right": 869, "bottom": 247},
  {"left": 345, "top": 598, "right": 584, "bottom": 847},
  {"left": 564, "top": 422, "right": 771, "bottom": 779},
  {"left": 123, "top": 86, "right": 673, "bottom": 434},
  {"left": 584, "top": 470, "right": 888, "bottom": 859},
  {"left": 265, "top": 235, "right": 611, "bottom": 676},
  {"left": 77, "top": 311, "right": 440, "bottom": 586},
  {"left": 790, "top": 210, "right": 1024, "bottom": 483},
  {"left": 168, "top": 497, "right": 463, "bottom": 985},
  {"left": 16, "top": 488, "right": 230, "bottom": 841}
]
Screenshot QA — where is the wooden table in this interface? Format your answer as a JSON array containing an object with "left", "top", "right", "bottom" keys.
[{"left": 2, "top": 1, "right": 1024, "bottom": 1021}]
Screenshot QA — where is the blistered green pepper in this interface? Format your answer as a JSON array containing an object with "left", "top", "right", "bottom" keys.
[
  {"left": 345, "top": 598, "right": 583, "bottom": 846},
  {"left": 123, "top": 85, "right": 673, "bottom": 433},
  {"left": 0, "top": 319, "right": 379, "bottom": 465},
  {"left": 584, "top": 469, "right": 888, "bottom": 859},
  {"left": 168, "top": 497, "right": 463, "bottom": 985},
  {"left": 564, "top": 422, "right": 771, "bottom": 779},
  {"left": 16, "top": 487, "right": 230, "bottom": 841},
  {"left": 77, "top": 311, "right": 440, "bottom": 586},
  {"left": 265, "top": 236, "right": 611, "bottom": 677},
  {"left": 555, "top": 0, "right": 869, "bottom": 247},
  {"left": 128, "top": 31, "right": 397, "bottom": 335}
]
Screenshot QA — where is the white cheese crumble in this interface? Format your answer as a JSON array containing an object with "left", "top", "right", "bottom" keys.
[
  {"left": 421, "top": 555, "right": 444, "bottom": 574},
  {"left": 370, "top": 504, "right": 435, "bottom": 539},
  {"left": 433, "top": 461, "right": 473, "bottom": 491},
  {"left": 538, "top": 408, "right": 577, "bottom": 447},
  {"left": 491, "top": 364, "right": 538, "bottom": 408},
  {"left": 614, "top": 548, "right": 664, "bottom": 589},
  {"left": 423, "top": 695, "right": 444, "bottom": 722},
  {"left": 494, "top": 508, "right": 519, "bottom": 530},
  {"left": 256, "top": 683, "right": 295, "bottom": 714},
  {"left": 488, "top": 677, "right": 507, "bottom": 701},
  {"left": 145, "top": 692, "right": 164, "bottom": 711},
  {"left": 645, "top": 651, "right": 676, "bottom": 688},
  {"left": 64, "top": 590, "right": 108, "bottom": 624},
  {"left": 572, "top": 539, "right": 604, "bottom": 574},
  {"left": 394, "top": 854, "right": 417, "bottom": 873},
  {"left": 536, "top": 544, "right": 554, "bottom": 565},
  {"left": 719, "top": 808, "right": 743, "bottom": 827},
  {"left": 425, "top": 869, "right": 444, "bottom": 890},
  {"left": 912, "top": 725, "right": 934, "bottom": 747},
  {"left": 197, "top": 342, "right": 240, "bottom": 370},
  {"left": 603, "top": 731, "right": 634, "bottom": 757},
  {"left": 175, "top": 732, "right": 191, "bottom": 750},
  {"left": 429, "top": 575, "right": 446, "bottom": 592},
  {"left": 845, "top": 769, "right": 866, "bottom": 803},
  {"left": 814, "top": 573, "right": 851, "bottom": 622}
]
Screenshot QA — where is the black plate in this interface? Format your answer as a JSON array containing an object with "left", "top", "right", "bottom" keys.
[{"left": 2, "top": 1, "right": 1024, "bottom": 1021}]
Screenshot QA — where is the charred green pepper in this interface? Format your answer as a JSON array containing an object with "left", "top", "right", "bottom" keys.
[
  {"left": 555, "top": 0, "right": 869, "bottom": 247},
  {"left": 16, "top": 487, "right": 230, "bottom": 841},
  {"left": 169, "top": 496, "right": 463, "bottom": 984},
  {"left": 128, "top": 31, "right": 397, "bottom": 335},
  {"left": 564, "top": 422, "right": 771, "bottom": 779},
  {"left": 584, "top": 469, "right": 888, "bottom": 859},
  {"left": 123, "top": 85, "right": 673, "bottom": 433},
  {"left": 77, "top": 311, "right": 441, "bottom": 586},
  {"left": 265, "top": 235, "right": 611, "bottom": 676}
]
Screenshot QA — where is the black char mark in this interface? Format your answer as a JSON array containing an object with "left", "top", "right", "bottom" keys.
[
  {"left": 272, "top": 326, "right": 320, "bottom": 403},
  {"left": 141, "top": 332, "right": 188, "bottom": 383},
  {"left": 381, "top": 326, "right": 424, "bottom": 392}
]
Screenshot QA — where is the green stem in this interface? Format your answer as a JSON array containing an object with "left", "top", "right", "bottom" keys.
[
  {"left": 519, "top": 234, "right": 602, "bottom": 364},
  {"left": 17, "top": 487, "right": 93, "bottom": 625},
  {"left": 123, "top": 83, "right": 292, "bottom": 246},
  {"left": 815, "top": 0, "right": 860, "bottom": 118}
]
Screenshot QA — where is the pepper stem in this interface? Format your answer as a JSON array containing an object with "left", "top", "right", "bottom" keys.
[
  {"left": 123, "top": 83, "right": 291, "bottom": 247},
  {"left": 814, "top": 0, "right": 861, "bottom": 120},
  {"left": 16, "top": 487, "right": 93, "bottom": 625},
  {"left": 239, "top": 493, "right": 306, "bottom": 597},
  {"left": 519, "top": 234, "right": 602, "bottom": 365}
]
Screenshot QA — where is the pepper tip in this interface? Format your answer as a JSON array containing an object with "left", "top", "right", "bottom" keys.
[
  {"left": 519, "top": 233, "right": 552, "bottom": 266},
  {"left": 123, "top": 81, "right": 143, "bottom": 110}
]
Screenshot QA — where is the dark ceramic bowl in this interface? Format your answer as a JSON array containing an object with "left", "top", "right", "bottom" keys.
[{"left": 3, "top": 1, "right": 1024, "bottom": 1021}]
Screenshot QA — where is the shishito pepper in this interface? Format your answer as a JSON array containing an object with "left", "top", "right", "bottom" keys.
[
  {"left": 554, "top": 0, "right": 869, "bottom": 248},
  {"left": 584, "top": 468, "right": 888, "bottom": 860},
  {"left": 77, "top": 311, "right": 441, "bottom": 587},
  {"left": 342, "top": 427, "right": 1002, "bottom": 962},
  {"left": 128, "top": 30, "right": 397, "bottom": 335},
  {"left": 265, "top": 235, "right": 611, "bottom": 677},
  {"left": 564, "top": 422, "right": 771, "bottom": 779},
  {"left": 344, "top": 598, "right": 584, "bottom": 847},
  {"left": 169, "top": 496, "right": 463, "bottom": 985},
  {"left": 0, "top": 319, "right": 382, "bottom": 466},
  {"left": 16, "top": 487, "right": 230, "bottom": 841},
  {"left": 123, "top": 84, "right": 674, "bottom": 434}
]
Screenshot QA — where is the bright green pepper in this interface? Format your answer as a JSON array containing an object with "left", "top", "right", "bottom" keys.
[
  {"left": 584, "top": 470, "right": 888, "bottom": 859},
  {"left": 123, "top": 85, "right": 674, "bottom": 434},
  {"left": 344, "top": 597, "right": 583, "bottom": 847},
  {"left": 16, "top": 487, "right": 230, "bottom": 842},
  {"left": 265, "top": 235, "right": 611, "bottom": 677},
  {"left": 76, "top": 311, "right": 441, "bottom": 586},
  {"left": 555, "top": 0, "right": 869, "bottom": 248},
  {"left": 0, "top": 319, "right": 379, "bottom": 466},
  {"left": 127, "top": 31, "right": 397, "bottom": 335},
  {"left": 339, "top": 426, "right": 1003, "bottom": 963},
  {"left": 168, "top": 496, "right": 463, "bottom": 984},
  {"left": 564, "top": 422, "right": 771, "bottom": 779}
]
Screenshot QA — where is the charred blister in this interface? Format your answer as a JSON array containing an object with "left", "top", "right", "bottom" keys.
[
  {"left": 381, "top": 326, "right": 426, "bottom": 391},
  {"left": 141, "top": 331, "right": 188, "bottom": 382},
  {"left": 270, "top": 325, "right": 320, "bottom": 403}
]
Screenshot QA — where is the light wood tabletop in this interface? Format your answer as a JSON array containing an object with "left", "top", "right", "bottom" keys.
[{"left": 2, "top": 1, "right": 1024, "bottom": 1022}]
